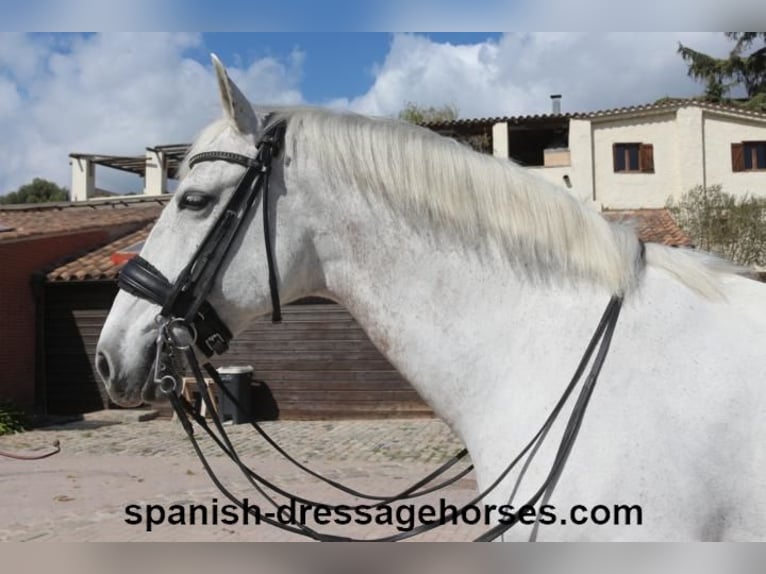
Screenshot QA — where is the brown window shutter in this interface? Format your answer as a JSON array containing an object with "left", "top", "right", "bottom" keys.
[
  {"left": 731, "top": 143, "right": 744, "bottom": 172},
  {"left": 640, "top": 144, "right": 654, "bottom": 173}
]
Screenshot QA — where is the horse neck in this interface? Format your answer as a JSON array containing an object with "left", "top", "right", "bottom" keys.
[{"left": 304, "top": 178, "right": 615, "bottom": 432}]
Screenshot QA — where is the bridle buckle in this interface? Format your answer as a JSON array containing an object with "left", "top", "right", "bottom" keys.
[{"left": 205, "top": 333, "right": 228, "bottom": 355}]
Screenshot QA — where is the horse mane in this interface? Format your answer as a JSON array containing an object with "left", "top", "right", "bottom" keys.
[
  {"left": 184, "top": 106, "right": 731, "bottom": 299},
  {"left": 276, "top": 107, "right": 649, "bottom": 295}
]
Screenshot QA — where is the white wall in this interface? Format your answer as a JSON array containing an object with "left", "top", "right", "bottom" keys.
[
  {"left": 527, "top": 165, "right": 572, "bottom": 191},
  {"left": 70, "top": 157, "right": 94, "bottom": 202},
  {"left": 567, "top": 118, "right": 595, "bottom": 204},
  {"left": 591, "top": 113, "right": 678, "bottom": 209},
  {"left": 144, "top": 149, "right": 167, "bottom": 196},
  {"left": 520, "top": 119, "right": 593, "bottom": 207},
  {"left": 674, "top": 107, "right": 705, "bottom": 200},
  {"left": 492, "top": 122, "right": 509, "bottom": 158},
  {"left": 504, "top": 104, "right": 766, "bottom": 210},
  {"left": 702, "top": 112, "right": 766, "bottom": 199}
]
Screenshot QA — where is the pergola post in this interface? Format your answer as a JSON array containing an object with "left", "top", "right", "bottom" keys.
[
  {"left": 69, "top": 156, "right": 95, "bottom": 202},
  {"left": 492, "top": 121, "right": 509, "bottom": 158},
  {"left": 144, "top": 148, "right": 167, "bottom": 196}
]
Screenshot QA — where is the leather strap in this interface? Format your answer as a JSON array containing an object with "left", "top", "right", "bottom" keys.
[{"left": 119, "top": 256, "right": 233, "bottom": 357}]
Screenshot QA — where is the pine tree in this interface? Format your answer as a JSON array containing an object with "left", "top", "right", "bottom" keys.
[{"left": 678, "top": 33, "right": 766, "bottom": 109}]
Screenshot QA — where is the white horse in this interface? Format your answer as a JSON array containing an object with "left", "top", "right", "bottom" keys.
[{"left": 96, "top": 55, "right": 766, "bottom": 541}]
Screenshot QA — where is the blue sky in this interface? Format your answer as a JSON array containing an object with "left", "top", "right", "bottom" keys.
[
  {"left": 0, "top": 32, "right": 735, "bottom": 194},
  {"left": 196, "top": 33, "right": 504, "bottom": 102}
]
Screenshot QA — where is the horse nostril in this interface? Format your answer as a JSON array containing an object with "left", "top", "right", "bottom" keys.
[{"left": 96, "top": 351, "right": 112, "bottom": 383}]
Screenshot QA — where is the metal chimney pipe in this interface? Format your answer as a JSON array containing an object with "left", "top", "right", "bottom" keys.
[{"left": 551, "top": 94, "right": 562, "bottom": 115}]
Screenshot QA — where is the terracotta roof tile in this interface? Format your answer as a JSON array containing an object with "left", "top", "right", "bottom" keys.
[
  {"left": 0, "top": 196, "right": 169, "bottom": 244},
  {"left": 46, "top": 223, "right": 153, "bottom": 282},
  {"left": 602, "top": 208, "right": 693, "bottom": 247}
]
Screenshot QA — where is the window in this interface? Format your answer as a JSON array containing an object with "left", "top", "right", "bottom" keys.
[
  {"left": 732, "top": 141, "right": 766, "bottom": 171},
  {"left": 613, "top": 143, "right": 654, "bottom": 173}
]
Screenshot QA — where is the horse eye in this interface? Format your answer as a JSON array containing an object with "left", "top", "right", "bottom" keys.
[{"left": 179, "top": 191, "right": 212, "bottom": 211}]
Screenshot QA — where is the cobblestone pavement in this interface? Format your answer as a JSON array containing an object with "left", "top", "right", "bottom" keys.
[
  {"left": 0, "top": 415, "right": 490, "bottom": 542},
  {"left": 0, "top": 417, "right": 463, "bottom": 463}
]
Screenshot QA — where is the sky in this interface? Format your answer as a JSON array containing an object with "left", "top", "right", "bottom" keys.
[{"left": 0, "top": 32, "right": 737, "bottom": 195}]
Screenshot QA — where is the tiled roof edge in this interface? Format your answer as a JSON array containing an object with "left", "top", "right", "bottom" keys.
[
  {"left": 420, "top": 99, "right": 766, "bottom": 129},
  {"left": 0, "top": 195, "right": 171, "bottom": 213}
]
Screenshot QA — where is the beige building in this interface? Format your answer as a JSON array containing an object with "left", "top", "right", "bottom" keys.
[
  {"left": 433, "top": 99, "right": 766, "bottom": 211},
  {"left": 70, "top": 100, "right": 766, "bottom": 213}
]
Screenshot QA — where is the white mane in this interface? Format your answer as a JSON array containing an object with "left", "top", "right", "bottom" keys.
[
  {"left": 184, "top": 106, "right": 733, "bottom": 299},
  {"left": 279, "top": 107, "right": 643, "bottom": 296}
]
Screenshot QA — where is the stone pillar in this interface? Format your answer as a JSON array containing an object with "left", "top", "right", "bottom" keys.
[
  {"left": 492, "top": 121, "right": 509, "bottom": 158},
  {"left": 70, "top": 156, "right": 94, "bottom": 202},
  {"left": 567, "top": 118, "right": 596, "bottom": 205},
  {"left": 144, "top": 148, "right": 167, "bottom": 196}
]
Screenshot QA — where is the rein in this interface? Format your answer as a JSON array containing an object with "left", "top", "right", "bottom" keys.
[
  {"left": 168, "top": 295, "right": 622, "bottom": 542},
  {"left": 116, "top": 122, "right": 632, "bottom": 541}
]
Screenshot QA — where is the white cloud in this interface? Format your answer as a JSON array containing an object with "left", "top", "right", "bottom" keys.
[
  {"left": 0, "top": 33, "right": 50, "bottom": 83},
  {"left": 0, "top": 32, "right": 746, "bottom": 197},
  {"left": 0, "top": 33, "right": 304, "bottom": 195},
  {"left": 0, "top": 77, "right": 22, "bottom": 119},
  {"left": 343, "top": 33, "right": 734, "bottom": 119}
]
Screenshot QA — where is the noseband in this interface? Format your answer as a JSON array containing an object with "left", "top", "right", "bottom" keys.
[{"left": 118, "top": 121, "right": 286, "bottom": 360}]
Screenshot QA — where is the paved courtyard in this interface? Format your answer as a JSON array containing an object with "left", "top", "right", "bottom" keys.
[{"left": 0, "top": 412, "right": 488, "bottom": 541}]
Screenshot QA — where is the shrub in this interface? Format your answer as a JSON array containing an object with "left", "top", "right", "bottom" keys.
[
  {"left": 0, "top": 401, "right": 30, "bottom": 436},
  {"left": 667, "top": 184, "right": 766, "bottom": 267}
]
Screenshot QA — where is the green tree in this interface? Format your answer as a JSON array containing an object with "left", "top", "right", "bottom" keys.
[
  {"left": 398, "top": 102, "right": 492, "bottom": 153},
  {"left": 398, "top": 101, "right": 459, "bottom": 124},
  {"left": 0, "top": 178, "right": 69, "bottom": 205},
  {"left": 678, "top": 33, "right": 766, "bottom": 108},
  {"left": 666, "top": 184, "right": 766, "bottom": 267}
]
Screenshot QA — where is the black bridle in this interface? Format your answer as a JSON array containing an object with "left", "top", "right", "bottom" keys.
[
  {"left": 118, "top": 121, "right": 286, "bottom": 361},
  {"left": 115, "top": 121, "right": 632, "bottom": 541}
]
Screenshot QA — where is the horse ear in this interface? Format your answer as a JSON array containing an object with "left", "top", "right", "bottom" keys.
[{"left": 211, "top": 53, "right": 260, "bottom": 135}]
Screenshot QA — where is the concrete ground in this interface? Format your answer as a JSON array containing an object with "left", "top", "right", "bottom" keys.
[{"left": 0, "top": 411, "right": 489, "bottom": 541}]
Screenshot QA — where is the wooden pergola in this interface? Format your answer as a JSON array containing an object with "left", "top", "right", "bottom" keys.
[{"left": 69, "top": 144, "right": 191, "bottom": 201}]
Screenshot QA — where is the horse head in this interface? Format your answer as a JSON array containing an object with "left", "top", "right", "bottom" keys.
[{"left": 96, "top": 55, "right": 318, "bottom": 406}]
